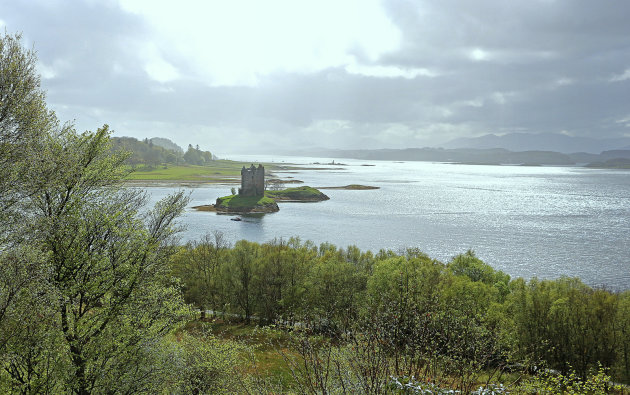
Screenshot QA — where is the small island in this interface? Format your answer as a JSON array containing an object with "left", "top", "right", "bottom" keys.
[
  {"left": 214, "top": 194, "right": 279, "bottom": 213},
  {"left": 193, "top": 165, "right": 329, "bottom": 214},
  {"left": 266, "top": 186, "right": 330, "bottom": 201}
]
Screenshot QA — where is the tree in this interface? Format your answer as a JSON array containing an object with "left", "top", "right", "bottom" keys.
[
  {"left": 254, "top": 239, "right": 293, "bottom": 324},
  {"left": 0, "top": 246, "right": 65, "bottom": 393},
  {"left": 223, "top": 240, "right": 261, "bottom": 323},
  {"left": 0, "top": 31, "right": 61, "bottom": 238},
  {"left": 616, "top": 291, "right": 630, "bottom": 382},
  {"left": 183, "top": 144, "right": 212, "bottom": 165},
  {"left": 304, "top": 251, "right": 365, "bottom": 332},
  {"left": 171, "top": 231, "right": 230, "bottom": 319},
  {"left": 1, "top": 125, "right": 192, "bottom": 393},
  {"left": 267, "top": 178, "right": 285, "bottom": 191},
  {"left": 0, "top": 32, "right": 192, "bottom": 393},
  {"left": 170, "top": 331, "right": 247, "bottom": 394}
]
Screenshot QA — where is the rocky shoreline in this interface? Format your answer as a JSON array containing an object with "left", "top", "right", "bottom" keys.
[
  {"left": 192, "top": 201, "right": 279, "bottom": 213},
  {"left": 217, "top": 202, "right": 279, "bottom": 213}
]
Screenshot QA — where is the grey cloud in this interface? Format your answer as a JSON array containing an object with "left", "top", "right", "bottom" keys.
[
  {"left": 377, "top": 0, "right": 630, "bottom": 137},
  {"left": 2, "top": 0, "right": 630, "bottom": 154}
]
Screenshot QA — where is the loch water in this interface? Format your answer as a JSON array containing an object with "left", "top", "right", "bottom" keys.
[{"left": 142, "top": 156, "right": 630, "bottom": 290}]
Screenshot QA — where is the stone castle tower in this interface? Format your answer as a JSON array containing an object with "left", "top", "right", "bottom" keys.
[{"left": 239, "top": 164, "right": 265, "bottom": 196}]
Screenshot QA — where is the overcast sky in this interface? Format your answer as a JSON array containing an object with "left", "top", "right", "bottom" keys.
[{"left": 3, "top": 0, "right": 630, "bottom": 154}]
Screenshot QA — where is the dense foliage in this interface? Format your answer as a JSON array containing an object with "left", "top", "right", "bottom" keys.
[
  {"left": 0, "top": 31, "right": 198, "bottom": 394},
  {"left": 110, "top": 137, "right": 214, "bottom": 168},
  {"left": 172, "top": 237, "right": 630, "bottom": 389}
]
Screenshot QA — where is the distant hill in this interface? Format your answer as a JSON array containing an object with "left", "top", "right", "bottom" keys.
[
  {"left": 441, "top": 133, "right": 630, "bottom": 154},
  {"left": 296, "top": 146, "right": 630, "bottom": 167},
  {"left": 568, "top": 152, "right": 601, "bottom": 164},
  {"left": 149, "top": 137, "right": 183, "bottom": 153},
  {"left": 585, "top": 157, "right": 630, "bottom": 169},
  {"left": 569, "top": 150, "right": 630, "bottom": 167},
  {"left": 110, "top": 137, "right": 214, "bottom": 167},
  {"left": 304, "top": 147, "right": 575, "bottom": 165},
  {"left": 600, "top": 150, "right": 630, "bottom": 159}
]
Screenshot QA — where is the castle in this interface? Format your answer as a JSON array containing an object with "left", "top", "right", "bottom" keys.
[{"left": 239, "top": 164, "right": 265, "bottom": 197}]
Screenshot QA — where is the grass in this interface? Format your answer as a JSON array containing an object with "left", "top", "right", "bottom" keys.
[
  {"left": 125, "top": 163, "right": 239, "bottom": 182},
  {"left": 265, "top": 186, "right": 329, "bottom": 201},
  {"left": 181, "top": 318, "right": 531, "bottom": 393},
  {"left": 216, "top": 194, "right": 276, "bottom": 208},
  {"left": 124, "top": 160, "right": 292, "bottom": 182},
  {"left": 184, "top": 319, "right": 297, "bottom": 388}
]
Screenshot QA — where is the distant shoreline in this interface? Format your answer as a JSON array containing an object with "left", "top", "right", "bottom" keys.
[
  {"left": 318, "top": 184, "right": 380, "bottom": 190},
  {"left": 123, "top": 179, "right": 238, "bottom": 187},
  {"left": 288, "top": 146, "right": 630, "bottom": 167},
  {"left": 124, "top": 180, "right": 382, "bottom": 191}
]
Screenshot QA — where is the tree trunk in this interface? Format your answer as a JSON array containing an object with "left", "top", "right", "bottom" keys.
[{"left": 70, "top": 346, "right": 89, "bottom": 395}]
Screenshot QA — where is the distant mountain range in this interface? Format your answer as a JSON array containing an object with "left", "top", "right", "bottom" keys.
[
  {"left": 296, "top": 146, "right": 630, "bottom": 167},
  {"left": 303, "top": 147, "right": 577, "bottom": 166},
  {"left": 440, "top": 133, "right": 630, "bottom": 154}
]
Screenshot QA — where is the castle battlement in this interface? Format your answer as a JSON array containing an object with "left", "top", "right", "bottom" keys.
[{"left": 239, "top": 164, "right": 265, "bottom": 197}]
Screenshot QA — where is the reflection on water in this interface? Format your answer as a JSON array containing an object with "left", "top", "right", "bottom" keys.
[{"left": 140, "top": 156, "right": 630, "bottom": 290}]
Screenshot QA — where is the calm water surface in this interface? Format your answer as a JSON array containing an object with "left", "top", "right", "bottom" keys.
[{"left": 142, "top": 156, "right": 630, "bottom": 290}]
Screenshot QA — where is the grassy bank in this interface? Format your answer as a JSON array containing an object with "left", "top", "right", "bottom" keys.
[
  {"left": 124, "top": 160, "right": 294, "bottom": 182},
  {"left": 184, "top": 319, "right": 296, "bottom": 387},
  {"left": 265, "top": 186, "right": 329, "bottom": 201},
  {"left": 216, "top": 194, "right": 277, "bottom": 208}
]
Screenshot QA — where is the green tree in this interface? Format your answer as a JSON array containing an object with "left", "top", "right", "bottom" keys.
[
  {"left": 448, "top": 250, "right": 510, "bottom": 302},
  {"left": 305, "top": 250, "right": 366, "bottom": 332},
  {"left": 506, "top": 277, "right": 621, "bottom": 379},
  {"left": 224, "top": 240, "right": 260, "bottom": 323},
  {"left": 0, "top": 246, "right": 67, "bottom": 393},
  {"left": 277, "top": 237, "right": 317, "bottom": 323},
  {"left": 616, "top": 291, "right": 630, "bottom": 382},
  {"left": 0, "top": 32, "right": 192, "bottom": 393},
  {"left": 183, "top": 144, "right": 212, "bottom": 165},
  {"left": 169, "top": 331, "right": 247, "bottom": 394},
  {"left": 0, "top": 31, "right": 61, "bottom": 238},
  {"left": 0, "top": 31, "right": 68, "bottom": 392},
  {"left": 39, "top": 128, "right": 190, "bottom": 393},
  {"left": 171, "top": 231, "right": 230, "bottom": 319}
]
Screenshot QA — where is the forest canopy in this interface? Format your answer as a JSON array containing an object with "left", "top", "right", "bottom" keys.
[{"left": 109, "top": 136, "right": 214, "bottom": 168}]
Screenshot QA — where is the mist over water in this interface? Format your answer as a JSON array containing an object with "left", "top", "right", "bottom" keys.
[{"left": 142, "top": 156, "right": 630, "bottom": 290}]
